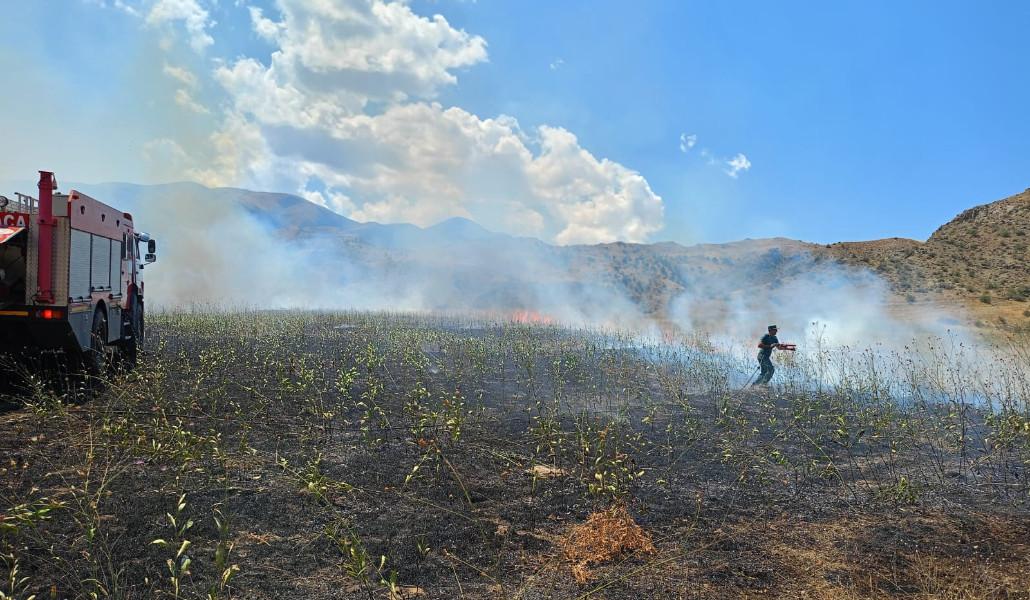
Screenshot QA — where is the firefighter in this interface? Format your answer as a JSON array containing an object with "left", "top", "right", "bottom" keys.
[{"left": 753, "top": 324, "right": 786, "bottom": 386}]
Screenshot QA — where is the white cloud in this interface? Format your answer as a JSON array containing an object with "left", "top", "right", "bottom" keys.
[
  {"left": 143, "top": 137, "right": 188, "bottom": 163},
  {"left": 725, "top": 153, "right": 751, "bottom": 178},
  {"left": 300, "top": 189, "right": 356, "bottom": 214},
  {"left": 247, "top": 6, "right": 283, "bottom": 41},
  {"left": 679, "top": 133, "right": 697, "bottom": 153},
  {"left": 162, "top": 63, "right": 209, "bottom": 113},
  {"left": 150, "top": 0, "right": 665, "bottom": 245},
  {"left": 242, "top": 0, "right": 488, "bottom": 104},
  {"left": 87, "top": 0, "right": 142, "bottom": 17},
  {"left": 549, "top": 58, "right": 564, "bottom": 71},
  {"left": 174, "top": 88, "right": 209, "bottom": 113},
  {"left": 200, "top": 100, "right": 663, "bottom": 243},
  {"left": 162, "top": 63, "right": 198, "bottom": 88},
  {"left": 213, "top": 57, "right": 352, "bottom": 127},
  {"left": 146, "top": 0, "right": 214, "bottom": 52},
  {"left": 115, "top": 0, "right": 140, "bottom": 16}
]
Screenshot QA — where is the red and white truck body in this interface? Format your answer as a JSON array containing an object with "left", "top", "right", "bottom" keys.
[{"left": 0, "top": 171, "right": 155, "bottom": 365}]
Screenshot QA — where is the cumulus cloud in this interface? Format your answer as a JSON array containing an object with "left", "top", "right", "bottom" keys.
[
  {"left": 162, "top": 63, "right": 198, "bottom": 88},
  {"left": 162, "top": 63, "right": 207, "bottom": 112},
  {"left": 247, "top": 6, "right": 283, "bottom": 41},
  {"left": 243, "top": 0, "right": 488, "bottom": 103},
  {"left": 679, "top": 133, "right": 697, "bottom": 153},
  {"left": 174, "top": 88, "right": 209, "bottom": 113},
  {"left": 187, "top": 0, "right": 665, "bottom": 244},
  {"left": 146, "top": 0, "right": 214, "bottom": 52},
  {"left": 117, "top": 0, "right": 665, "bottom": 244},
  {"left": 725, "top": 153, "right": 751, "bottom": 178},
  {"left": 199, "top": 98, "right": 664, "bottom": 243}
]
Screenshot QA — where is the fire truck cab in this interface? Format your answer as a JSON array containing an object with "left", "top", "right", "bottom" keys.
[{"left": 0, "top": 170, "right": 156, "bottom": 373}]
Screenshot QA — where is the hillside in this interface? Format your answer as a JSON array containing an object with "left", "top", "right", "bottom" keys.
[
  {"left": 62, "top": 181, "right": 1030, "bottom": 334},
  {"left": 825, "top": 188, "right": 1030, "bottom": 329}
]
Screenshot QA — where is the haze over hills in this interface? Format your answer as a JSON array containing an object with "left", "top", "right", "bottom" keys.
[{"left": 42, "top": 181, "right": 1030, "bottom": 337}]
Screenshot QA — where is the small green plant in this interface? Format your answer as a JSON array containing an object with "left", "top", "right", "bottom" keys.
[
  {"left": 878, "top": 475, "right": 921, "bottom": 505},
  {"left": 207, "top": 508, "right": 240, "bottom": 600},
  {"left": 151, "top": 494, "right": 194, "bottom": 600},
  {"left": 280, "top": 454, "right": 352, "bottom": 503},
  {"left": 326, "top": 521, "right": 400, "bottom": 600},
  {"left": 575, "top": 421, "right": 644, "bottom": 500},
  {"left": 0, "top": 553, "right": 33, "bottom": 600},
  {"left": 0, "top": 498, "right": 65, "bottom": 536}
]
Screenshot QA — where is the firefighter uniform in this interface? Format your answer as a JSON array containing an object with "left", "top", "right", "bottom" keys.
[{"left": 753, "top": 328, "right": 779, "bottom": 386}]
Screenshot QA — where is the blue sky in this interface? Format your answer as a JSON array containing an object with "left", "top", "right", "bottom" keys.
[{"left": 1, "top": 0, "right": 1028, "bottom": 245}]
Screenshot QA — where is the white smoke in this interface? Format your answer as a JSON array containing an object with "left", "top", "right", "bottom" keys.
[
  {"left": 69, "top": 180, "right": 979, "bottom": 364},
  {"left": 667, "top": 247, "right": 967, "bottom": 350}
]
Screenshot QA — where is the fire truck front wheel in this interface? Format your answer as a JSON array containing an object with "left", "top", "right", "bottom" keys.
[
  {"left": 133, "top": 295, "right": 145, "bottom": 347},
  {"left": 87, "top": 308, "right": 115, "bottom": 379},
  {"left": 120, "top": 295, "right": 144, "bottom": 369}
]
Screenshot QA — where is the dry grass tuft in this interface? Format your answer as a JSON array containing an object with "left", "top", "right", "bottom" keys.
[
  {"left": 527, "top": 464, "right": 567, "bottom": 478},
  {"left": 560, "top": 504, "right": 656, "bottom": 584}
]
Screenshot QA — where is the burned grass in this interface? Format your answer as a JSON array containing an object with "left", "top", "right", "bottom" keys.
[{"left": 0, "top": 310, "right": 1027, "bottom": 598}]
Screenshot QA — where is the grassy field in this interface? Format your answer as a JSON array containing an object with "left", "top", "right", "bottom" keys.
[{"left": 1, "top": 311, "right": 1028, "bottom": 599}]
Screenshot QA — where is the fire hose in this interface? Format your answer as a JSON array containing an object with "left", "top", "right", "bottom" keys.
[{"left": 739, "top": 367, "right": 761, "bottom": 390}]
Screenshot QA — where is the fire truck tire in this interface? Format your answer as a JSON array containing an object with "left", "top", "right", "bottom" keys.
[
  {"left": 134, "top": 297, "right": 145, "bottom": 347},
  {"left": 121, "top": 295, "right": 144, "bottom": 369},
  {"left": 87, "top": 308, "right": 114, "bottom": 379}
]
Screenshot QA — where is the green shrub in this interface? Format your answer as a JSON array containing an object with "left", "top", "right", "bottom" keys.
[{"left": 1005, "top": 287, "right": 1030, "bottom": 302}]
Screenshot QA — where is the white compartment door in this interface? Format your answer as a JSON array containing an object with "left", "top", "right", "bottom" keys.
[{"left": 69, "top": 229, "right": 91, "bottom": 301}]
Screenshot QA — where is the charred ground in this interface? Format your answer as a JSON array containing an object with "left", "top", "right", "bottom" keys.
[{"left": 0, "top": 311, "right": 1028, "bottom": 599}]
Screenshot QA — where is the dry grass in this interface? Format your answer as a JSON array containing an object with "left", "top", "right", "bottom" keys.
[
  {"left": 751, "top": 512, "right": 1030, "bottom": 599},
  {"left": 527, "top": 464, "right": 567, "bottom": 478},
  {"left": 560, "top": 504, "right": 656, "bottom": 584}
]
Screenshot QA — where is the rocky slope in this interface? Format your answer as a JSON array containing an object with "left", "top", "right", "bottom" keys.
[{"left": 824, "top": 188, "right": 1030, "bottom": 328}]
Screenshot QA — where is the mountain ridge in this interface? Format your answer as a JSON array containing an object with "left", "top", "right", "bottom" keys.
[{"left": 23, "top": 180, "right": 1030, "bottom": 332}]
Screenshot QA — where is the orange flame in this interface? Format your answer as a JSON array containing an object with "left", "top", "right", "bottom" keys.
[{"left": 510, "top": 309, "right": 556, "bottom": 325}]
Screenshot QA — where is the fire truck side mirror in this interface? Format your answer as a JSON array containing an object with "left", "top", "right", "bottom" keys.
[
  {"left": 145, "top": 253, "right": 157, "bottom": 264},
  {"left": 147, "top": 239, "right": 157, "bottom": 254}
]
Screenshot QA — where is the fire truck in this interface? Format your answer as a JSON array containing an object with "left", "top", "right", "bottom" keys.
[{"left": 0, "top": 170, "right": 156, "bottom": 373}]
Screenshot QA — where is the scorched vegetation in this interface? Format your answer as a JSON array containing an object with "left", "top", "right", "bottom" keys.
[{"left": 0, "top": 311, "right": 1028, "bottom": 599}]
